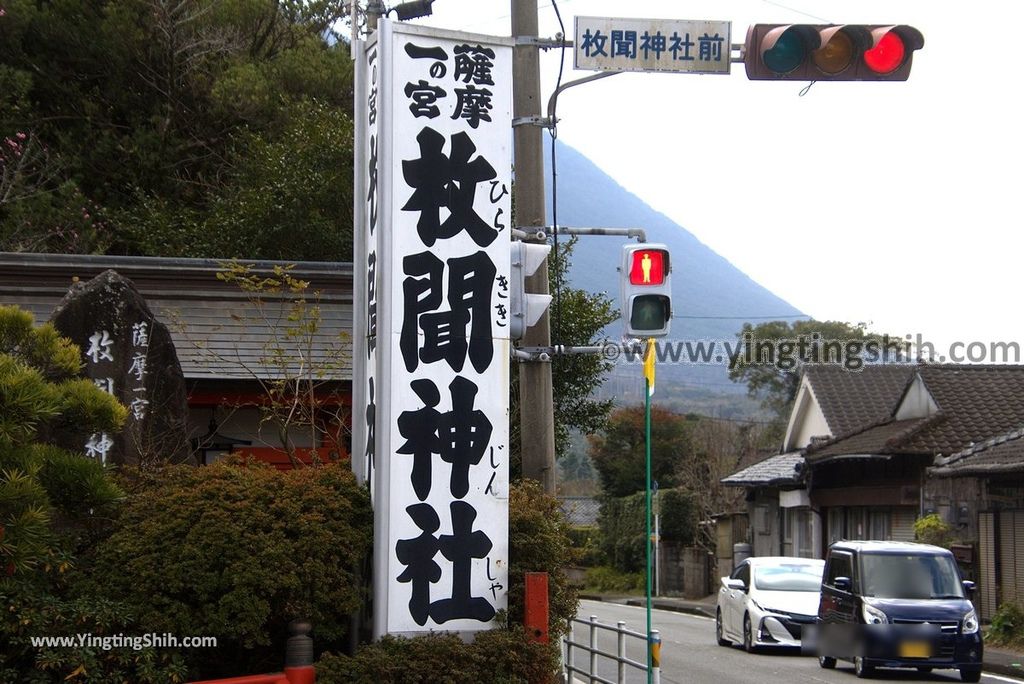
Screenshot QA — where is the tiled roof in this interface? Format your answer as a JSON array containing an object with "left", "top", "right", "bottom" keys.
[
  {"left": 902, "top": 365, "right": 1024, "bottom": 455},
  {"left": 805, "top": 417, "right": 934, "bottom": 461},
  {"left": 721, "top": 451, "right": 804, "bottom": 486},
  {"left": 803, "top": 364, "right": 916, "bottom": 436},
  {"left": 0, "top": 252, "right": 353, "bottom": 381},
  {"left": 806, "top": 365, "right": 1024, "bottom": 461},
  {"left": 930, "top": 426, "right": 1024, "bottom": 477}
]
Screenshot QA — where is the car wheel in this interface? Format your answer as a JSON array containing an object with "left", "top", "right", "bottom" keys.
[
  {"left": 819, "top": 655, "right": 837, "bottom": 669},
  {"left": 960, "top": 668, "right": 981, "bottom": 683},
  {"left": 854, "top": 655, "right": 874, "bottom": 679},
  {"left": 743, "top": 613, "right": 758, "bottom": 654},
  {"left": 716, "top": 609, "right": 730, "bottom": 646}
]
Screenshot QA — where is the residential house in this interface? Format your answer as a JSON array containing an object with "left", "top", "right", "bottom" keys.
[
  {"left": 930, "top": 428, "right": 1024, "bottom": 619},
  {"left": 0, "top": 252, "right": 353, "bottom": 467},
  {"left": 722, "top": 363, "right": 1024, "bottom": 618}
]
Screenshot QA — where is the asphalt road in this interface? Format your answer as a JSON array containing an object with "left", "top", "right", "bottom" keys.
[{"left": 567, "top": 600, "right": 1024, "bottom": 684}]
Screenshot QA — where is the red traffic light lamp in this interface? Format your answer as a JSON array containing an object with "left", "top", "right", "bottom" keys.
[
  {"left": 620, "top": 245, "right": 672, "bottom": 338},
  {"left": 745, "top": 24, "right": 924, "bottom": 81}
]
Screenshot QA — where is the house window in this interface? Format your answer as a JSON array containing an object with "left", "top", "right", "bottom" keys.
[
  {"left": 870, "top": 509, "right": 891, "bottom": 539},
  {"left": 782, "top": 508, "right": 814, "bottom": 558},
  {"left": 848, "top": 508, "right": 869, "bottom": 540},
  {"left": 828, "top": 508, "right": 844, "bottom": 543}
]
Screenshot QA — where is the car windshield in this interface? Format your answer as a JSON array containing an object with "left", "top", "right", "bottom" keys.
[
  {"left": 859, "top": 553, "right": 964, "bottom": 599},
  {"left": 753, "top": 563, "right": 823, "bottom": 592}
]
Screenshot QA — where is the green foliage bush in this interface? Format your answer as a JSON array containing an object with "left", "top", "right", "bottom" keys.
[
  {"left": 584, "top": 566, "right": 645, "bottom": 593},
  {"left": 0, "top": 305, "right": 181, "bottom": 683},
  {"left": 598, "top": 488, "right": 696, "bottom": 573},
  {"left": 316, "top": 626, "right": 559, "bottom": 684},
  {"left": 315, "top": 481, "right": 576, "bottom": 683},
  {"left": 598, "top": 492, "right": 647, "bottom": 573},
  {"left": 658, "top": 488, "right": 698, "bottom": 544},
  {"left": 914, "top": 513, "right": 956, "bottom": 548},
  {"left": 89, "top": 461, "right": 373, "bottom": 678},
  {"left": 508, "top": 480, "right": 579, "bottom": 640},
  {"left": 988, "top": 602, "right": 1024, "bottom": 646},
  {"left": 567, "top": 525, "right": 603, "bottom": 566}
]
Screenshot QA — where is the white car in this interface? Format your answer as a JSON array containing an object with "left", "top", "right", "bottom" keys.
[{"left": 716, "top": 556, "right": 825, "bottom": 652}]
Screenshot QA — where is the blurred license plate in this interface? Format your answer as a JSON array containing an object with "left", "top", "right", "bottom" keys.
[{"left": 900, "top": 641, "right": 931, "bottom": 658}]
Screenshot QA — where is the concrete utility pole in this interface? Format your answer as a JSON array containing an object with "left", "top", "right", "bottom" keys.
[{"left": 512, "top": 0, "right": 556, "bottom": 494}]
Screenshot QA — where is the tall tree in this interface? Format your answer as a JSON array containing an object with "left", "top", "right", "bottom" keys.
[
  {"left": 728, "top": 318, "right": 903, "bottom": 424},
  {"left": 0, "top": 0, "right": 354, "bottom": 259},
  {"left": 510, "top": 239, "right": 617, "bottom": 476},
  {"left": 587, "top": 405, "right": 693, "bottom": 498}
]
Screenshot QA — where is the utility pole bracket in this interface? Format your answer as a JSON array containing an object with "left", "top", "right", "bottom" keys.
[
  {"left": 512, "top": 115, "right": 555, "bottom": 129},
  {"left": 512, "top": 227, "right": 548, "bottom": 242},
  {"left": 515, "top": 36, "right": 573, "bottom": 50}
]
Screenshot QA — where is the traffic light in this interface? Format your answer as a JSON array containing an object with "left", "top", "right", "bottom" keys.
[
  {"left": 620, "top": 244, "right": 672, "bottom": 338},
  {"left": 744, "top": 24, "right": 924, "bottom": 81},
  {"left": 510, "top": 241, "right": 552, "bottom": 341}
]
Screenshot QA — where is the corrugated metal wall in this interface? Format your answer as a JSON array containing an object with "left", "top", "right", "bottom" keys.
[
  {"left": 891, "top": 508, "right": 917, "bottom": 542},
  {"left": 999, "top": 510, "right": 1024, "bottom": 608},
  {"left": 978, "top": 512, "right": 997, "bottom": 621}
]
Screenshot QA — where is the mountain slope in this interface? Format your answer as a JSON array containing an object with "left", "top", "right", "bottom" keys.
[{"left": 542, "top": 140, "right": 806, "bottom": 403}]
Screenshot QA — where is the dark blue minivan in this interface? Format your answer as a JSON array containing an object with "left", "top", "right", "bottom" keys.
[{"left": 817, "top": 540, "right": 983, "bottom": 681}]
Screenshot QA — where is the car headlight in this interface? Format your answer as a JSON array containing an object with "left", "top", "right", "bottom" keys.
[
  {"left": 963, "top": 609, "right": 979, "bottom": 634},
  {"left": 862, "top": 603, "right": 888, "bottom": 625}
]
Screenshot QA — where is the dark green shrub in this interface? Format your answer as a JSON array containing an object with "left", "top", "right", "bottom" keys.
[
  {"left": 914, "top": 513, "right": 956, "bottom": 548},
  {"left": 89, "top": 461, "right": 372, "bottom": 678},
  {"left": 597, "top": 492, "right": 646, "bottom": 573},
  {"left": 584, "top": 566, "right": 645, "bottom": 593},
  {"left": 315, "top": 480, "right": 576, "bottom": 682},
  {"left": 658, "top": 488, "right": 697, "bottom": 544},
  {"left": 988, "top": 601, "right": 1024, "bottom": 646},
  {"left": 316, "top": 626, "right": 558, "bottom": 684},
  {"left": 508, "top": 480, "right": 579, "bottom": 641},
  {"left": 597, "top": 488, "right": 698, "bottom": 573},
  {"left": 567, "top": 525, "right": 603, "bottom": 566}
]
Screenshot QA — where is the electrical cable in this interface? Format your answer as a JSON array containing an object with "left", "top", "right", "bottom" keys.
[{"left": 550, "top": 0, "right": 566, "bottom": 343}]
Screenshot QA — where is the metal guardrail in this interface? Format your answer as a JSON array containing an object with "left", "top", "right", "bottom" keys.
[{"left": 563, "top": 614, "right": 661, "bottom": 684}]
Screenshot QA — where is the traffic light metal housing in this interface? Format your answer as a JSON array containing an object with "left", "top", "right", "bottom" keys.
[
  {"left": 744, "top": 24, "right": 924, "bottom": 81},
  {"left": 620, "top": 243, "right": 672, "bottom": 338},
  {"left": 510, "top": 240, "right": 552, "bottom": 341}
]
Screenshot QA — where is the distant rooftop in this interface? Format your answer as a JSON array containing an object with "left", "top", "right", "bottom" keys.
[
  {"left": 0, "top": 252, "right": 353, "bottom": 382},
  {"left": 721, "top": 451, "right": 803, "bottom": 487},
  {"left": 931, "top": 425, "right": 1024, "bottom": 477}
]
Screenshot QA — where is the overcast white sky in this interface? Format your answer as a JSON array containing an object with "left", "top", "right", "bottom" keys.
[{"left": 412, "top": 0, "right": 1024, "bottom": 355}]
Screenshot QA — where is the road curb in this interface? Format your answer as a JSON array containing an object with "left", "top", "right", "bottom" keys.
[
  {"left": 983, "top": 660, "right": 1023, "bottom": 679},
  {"left": 623, "top": 598, "right": 716, "bottom": 619}
]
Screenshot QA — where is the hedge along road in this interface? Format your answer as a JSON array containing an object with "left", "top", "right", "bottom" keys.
[{"left": 570, "top": 600, "right": 1024, "bottom": 684}]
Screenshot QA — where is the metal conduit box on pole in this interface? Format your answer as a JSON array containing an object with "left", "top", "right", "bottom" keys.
[{"left": 510, "top": 240, "right": 552, "bottom": 341}]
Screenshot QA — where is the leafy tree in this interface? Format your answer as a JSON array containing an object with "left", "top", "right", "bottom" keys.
[
  {"left": 172, "top": 260, "right": 351, "bottom": 467},
  {"left": 728, "top": 319, "right": 903, "bottom": 423},
  {"left": 587, "top": 405, "right": 693, "bottom": 497},
  {"left": 0, "top": 305, "right": 189, "bottom": 683},
  {"left": 510, "top": 239, "right": 617, "bottom": 476},
  {"left": 0, "top": 0, "right": 354, "bottom": 259}
]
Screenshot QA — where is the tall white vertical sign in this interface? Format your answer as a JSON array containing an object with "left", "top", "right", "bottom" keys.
[
  {"left": 353, "top": 35, "right": 380, "bottom": 494},
  {"left": 367, "top": 21, "right": 512, "bottom": 638}
]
